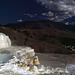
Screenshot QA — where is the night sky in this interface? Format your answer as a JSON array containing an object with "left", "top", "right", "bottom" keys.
[{"left": 0, "top": 0, "right": 75, "bottom": 25}]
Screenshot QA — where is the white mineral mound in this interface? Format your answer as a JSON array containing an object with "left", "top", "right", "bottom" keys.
[{"left": 0, "top": 33, "right": 11, "bottom": 49}]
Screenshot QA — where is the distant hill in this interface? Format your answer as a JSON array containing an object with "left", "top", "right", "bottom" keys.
[
  {"left": 0, "top": 20, "right": 75, "bottom": 54},
  {"left": 6, "top": 20, "right": 75, "bottom": 32}
]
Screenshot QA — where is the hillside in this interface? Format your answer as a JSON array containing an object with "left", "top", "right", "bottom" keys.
[
  {"left": 0, "top": 20, "right": 75, "bottom": 54},
  {"left": 6, "top": 20, "right": 75, "bottom": 32}
]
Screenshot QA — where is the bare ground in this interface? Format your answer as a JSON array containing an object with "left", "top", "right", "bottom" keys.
[{"left": 36, "top": 53, "right": 75, "bottom": 68}]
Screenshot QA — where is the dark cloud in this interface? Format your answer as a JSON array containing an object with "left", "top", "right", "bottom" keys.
[
  {"left": 36, "top": 0, "right": 75, "bottom": 22},
  {"left": 70, "top": 22, "right": 75, "bottom": 25},
  {"left": 24, "top": 13, "right": 37, "bottom": 18}
]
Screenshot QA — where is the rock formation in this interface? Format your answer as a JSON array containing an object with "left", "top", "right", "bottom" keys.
[
  {"left": 0, "top": 33, "right": 35, "bottom": 58},
  {"left": 0, "top": 33, "right": 11, "bottom": 49}
]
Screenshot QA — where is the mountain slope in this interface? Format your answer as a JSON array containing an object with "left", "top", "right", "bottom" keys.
[{"left": 0, "top": 20, "right": 75, "bottom": 54}]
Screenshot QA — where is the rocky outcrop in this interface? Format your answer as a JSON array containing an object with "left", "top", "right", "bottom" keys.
[{"left": 16, "top": 47, "right": 35, "bottom": 57}]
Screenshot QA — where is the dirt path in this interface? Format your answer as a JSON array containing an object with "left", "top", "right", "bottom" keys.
[{"left": 36, "top": 53, "right": 75, "bottom": 68}]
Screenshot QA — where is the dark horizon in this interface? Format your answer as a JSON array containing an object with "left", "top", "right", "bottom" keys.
[{"left": 0, "top": 19, "right": 69, "bottom": 26}]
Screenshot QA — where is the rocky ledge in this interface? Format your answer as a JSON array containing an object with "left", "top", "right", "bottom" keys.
[{"left": 0, "top": 46, "right": 35, "bottom": 57}]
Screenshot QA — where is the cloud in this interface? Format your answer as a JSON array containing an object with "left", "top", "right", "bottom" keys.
[
  {"left": 70, "top": 22, "right": 75, "bottom": 25},
  {"left": 24, "top": 13, "right": 37, "bottom": 18},
  {"left": 36, "top": 0, "right": 75, "bottom": 22},
  {"left": 65, "top": 22, "right": 69, "bottom": 25},
  {"left": 17, "top": 19, "right": 23, "bottom": 22},
  {"left": 42, "top": 11, "right": 53, "bottom": 16}
]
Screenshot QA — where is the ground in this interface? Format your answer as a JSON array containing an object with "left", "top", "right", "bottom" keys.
[{"left": 36, "top": 53, "right": 75, "bottom": 68}]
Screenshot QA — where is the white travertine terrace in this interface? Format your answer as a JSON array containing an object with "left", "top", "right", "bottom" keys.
[
  {"left": 0, "top": 33, "right": 35, "bottom": 57},
  {"left": 16, "top": 47, "right": 35, "bottom": 57},
  {"left": 0, "top": 33, "right": 11, "bottom": 49}
]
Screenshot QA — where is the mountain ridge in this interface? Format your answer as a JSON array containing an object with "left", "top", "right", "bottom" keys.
[{"left": 5, "top": 20, "right": 75, "bottom": 32}]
